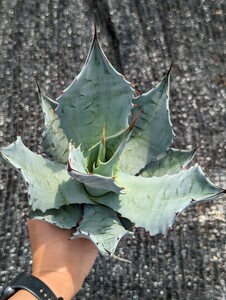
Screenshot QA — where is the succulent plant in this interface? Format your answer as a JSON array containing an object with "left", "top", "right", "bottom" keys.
[{"left": 0, "top": 29, "right": 224, "bottom": 257}]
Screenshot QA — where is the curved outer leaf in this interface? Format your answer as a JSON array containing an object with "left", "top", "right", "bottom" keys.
[
  {"left": 69, "top": 170, "right": 123, "bottom": 197},
  {"left": 72, "top": 204, "right": 132, "bottom": 256},
  {"left": 93, "top": 165, "right": 224, "bottom": 236},
  {"left": 0, "top": 137, "right": 95, "bottom": 211},
  {"left": 29, "top": 204, "right": 82, "bottom": 229},
  {"left": 140, "top": 148, "right": 196, "bottom": 177},
  {"left": 120, "top": 71, "right": 175, "bottom": 175},
  {"left": 39, "top": 91, "right": 69, "bottom": 163},
  {"left": 56, "top": 35, "right": 134, "bottom": 153}
]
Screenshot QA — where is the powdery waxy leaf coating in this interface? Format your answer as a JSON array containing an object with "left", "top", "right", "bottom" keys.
[
  {"left": 0, "top": 137, "right": 96, "bottom": 211},
  {"left": 56, "top": 35, "right": 134, "bottom": 154},
  {"left": 30, "top": 205, "right": 82, "bottom": 229},
  {"left": 72, "top": 205, "right": 132, "bottom": 256},
  {"left": 0, "top": 30, "right": 224, "bottom": 257},
  {"left": 93, "top": 165, "right": 223, "bottom": 236},
  {"left": 120, "top": 70, "right": 175, "bottom": 175},
  {"left": 39, "top": 89, "right": 69, "bottom": 164},
  {"left": 140, "top": 148, "right": 197, "bottom": 177}
]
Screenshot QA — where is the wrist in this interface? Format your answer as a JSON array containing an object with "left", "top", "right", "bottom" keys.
[
  {"left": 31, "top": 271, "right": 80, "bottom": 300},
  {"left": 1, "top": 272, "right": 64, "bottom": 300},
  {"left": 31, "top": 239, "right": 98, "bottom": 299}
]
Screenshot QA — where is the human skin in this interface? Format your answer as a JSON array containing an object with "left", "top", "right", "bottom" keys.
[{"left": 10, "top": 219, "right": 98, "bottom": 300}]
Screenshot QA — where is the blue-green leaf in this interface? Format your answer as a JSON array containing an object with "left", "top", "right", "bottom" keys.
[
  {"left": 86, "top": 125, "right": 132, "bottom": 174},
  {"left": 56, "top": 35, "right": 133, "bottom": 153},
  {"left": 94, "top": 165, "right": 223, "bottom": 236},
  {"left": 68, "top": 142, "right": 124, "bottom": 196},
  {"left": 29, "top": 205, "right": 82, "bottom": 229},
  {"left": 72, "top": 204, "right": 132, "bottom": 256},
  {"left": 0, "top": 137, "right": 95, "bottom": 211},
  {"left": 39, "top": 90, "right": 69, "bottom": 163},
  {"left": 140, "top": 148, "right": 196, "bottom": 177},
  {"left": 120, "top": 71, "right": 175, "bottom": 175},
  {"left": 69, "top": 170, "right": 123, "bottom": 197}
]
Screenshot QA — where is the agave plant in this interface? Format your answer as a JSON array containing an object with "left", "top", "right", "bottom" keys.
[{"left": 0, "top": 29, "right": 224, "bottom": 257}]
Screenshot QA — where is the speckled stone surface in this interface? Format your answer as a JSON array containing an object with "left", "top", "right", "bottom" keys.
[{"left": 0, "top": 1, "right": 225, "bottom": 299}]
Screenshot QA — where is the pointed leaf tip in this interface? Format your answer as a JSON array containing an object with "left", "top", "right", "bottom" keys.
[
  {"left": 93, "top": 19, "right": 98, "bottom": 40},
  {"left": 166, "top": 61, "right": 173, "bottom": 77},
  {"left": 101, "top": 123, "right": 106, "bottom": 145},
  {"left": 129, "top": 109, "right": 142, "bottom": 131},
  {"left": 36, "top": 81, "right": 41, "bottom": 95}
]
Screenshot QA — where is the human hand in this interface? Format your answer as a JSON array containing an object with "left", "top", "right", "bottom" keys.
[{"left": 10, "top": 219, "right": 98, "bottom": 300}]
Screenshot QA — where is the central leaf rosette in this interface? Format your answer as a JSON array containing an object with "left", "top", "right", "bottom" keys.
[{"left": 68, "top": 114, "right": 139, "bottom": 197}]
